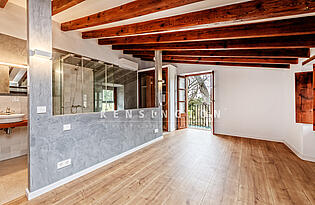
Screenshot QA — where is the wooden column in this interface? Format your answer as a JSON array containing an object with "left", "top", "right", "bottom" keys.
[{"left": 155, "top": 50, "right": 162, "bottom": 107}]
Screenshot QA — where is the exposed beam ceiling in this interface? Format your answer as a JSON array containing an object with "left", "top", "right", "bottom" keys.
[
  {"left": 96, "top": 16, "right": 315, "bottom": 44},
  {"left": 0, "top": 0, "right": 8, "bottom": 8},
  {"left": 134, "top": 55, "right": 299, "bottom": 64},
  {"left": 82, "top": 0, "right": 315, "bottom": 37},
  {"left": 61, "top": 0, "right": 204, "bottom": 31},
  {"left": 302, "top": 55, "right": 315, "bottom": 66},
  {"left": 111, "top": 34, "right": 315, "bottom": 50},
  {"left": 54, "top": 0, "right": 315, "bottom": 70},
  {"left": 123, "top": 49, "right": 310, "bottom": 58},
  {"left": 141, "top": 59, "right": 290, "bottom": 69},
  {"left": 52, "top": 0, "right": 85, "bottom": 16}
]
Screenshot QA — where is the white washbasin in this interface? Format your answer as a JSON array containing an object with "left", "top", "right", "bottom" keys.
[{"left": 0, "top": 114, "right": 25, "bottom": 124}]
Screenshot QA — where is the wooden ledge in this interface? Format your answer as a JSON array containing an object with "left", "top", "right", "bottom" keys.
[{"left": 0, "top": 120, "right": 28, "bottom": 129}]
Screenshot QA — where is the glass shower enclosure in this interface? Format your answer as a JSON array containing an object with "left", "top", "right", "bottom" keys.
[{"left": 52, "top": 50, "right": 137, "bottom": 115}]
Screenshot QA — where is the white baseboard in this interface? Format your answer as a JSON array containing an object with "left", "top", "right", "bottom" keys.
[
  {"left": 283, "top": 140, "right": 315, "bottom": 162},
  {"left": 214, "top": 132, "right": 283, "bottom": 143},
  {"left": 215, "top": 132, "right": 315, "bottom": 162},
  {"left": 26, "top": 136, "right": 163, "bottom": 200}
]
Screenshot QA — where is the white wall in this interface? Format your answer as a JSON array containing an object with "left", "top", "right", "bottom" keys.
[
  {"left": 168, "top": 65, "right": 177, "bottom": 132},
  {"left": 283, "top": 56, "right": 315, "bottom": 161},
  {"left": 177, "top": 62, "right": 315, "bottom": 162},
  {"left": 282, "top": 63, "right": 303, "bottom": 154},
  {"left": 0, "top": 3, "right": 144, "bottom": 67},
  {"left": 213, "top": 67, "right": 288, "bottom": 142},
  {"left": 177, "top": 64, "right": 288, "bottom": 141},
  {"left": 0, "top": 2, "right": 27, "bottom": 40},
  {"left": 52, "top": 22, "right": 122, "bottom": 65}
]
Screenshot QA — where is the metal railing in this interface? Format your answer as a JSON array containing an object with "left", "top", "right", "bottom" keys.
[{"left": 188, "top": 104, "right": 212, "bottom": 129}]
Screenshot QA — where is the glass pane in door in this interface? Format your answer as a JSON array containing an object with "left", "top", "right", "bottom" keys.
[
  {"left": 179, "top": 102, "right": 186, "bottom": 114},
  {"left": 179, "top": 90, "right": 186, "bottom": 101},
  {"left": 179, "top": 77, "right": 186, "bottom": 89}
]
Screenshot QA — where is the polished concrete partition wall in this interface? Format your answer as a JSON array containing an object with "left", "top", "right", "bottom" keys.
[
  {"left": 27, "top": 0, "right": 162, "bottom": 192},
  {"left": 29, "top": 108, "right": 162, "bottom": 191}
]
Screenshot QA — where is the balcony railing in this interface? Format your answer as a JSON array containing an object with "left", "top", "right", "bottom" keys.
[{"left": 188, "top": 104, "right": 212, "bottom": 129}]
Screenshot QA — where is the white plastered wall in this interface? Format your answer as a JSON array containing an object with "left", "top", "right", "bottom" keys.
[{"left": 177, "top": 60, "right": 315, "bottom": 162}]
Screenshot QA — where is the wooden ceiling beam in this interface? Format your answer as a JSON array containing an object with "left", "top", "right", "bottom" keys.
[
  {"left": 140, "top": 59, "right": 290, "bottom": 69},
  {"left": 52, "top": 0, "right": 85, "bottom": 15},
  {"left": 134, "top": 55, "right": 299, "bottom": 64},
  {"left": 83, "top": 0, "right": 315, "bottom": 37},
  {"left": 61, "top": 0, "right": 204, "bottom": 31},
  {"left": 302, "top": 55, "right": 315, "bottom": 66},
  {"left": 0, "top": 0, "right": 8, "bottom": 8},
  {"left": 96, "top": 16, "right": 315, "bottom": 44},
  {"left": 112, "top": 34, "right": 315, "bottom": 50},
  {"left": 123, "top": 49, "right": 310, "bottom": 58}
]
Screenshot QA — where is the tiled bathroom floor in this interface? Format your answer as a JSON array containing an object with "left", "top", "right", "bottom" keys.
[{"left": 0, "top": 155, "right": 27, "bottom": 204}]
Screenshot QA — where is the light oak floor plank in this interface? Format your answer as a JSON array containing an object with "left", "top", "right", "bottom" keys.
[
  {"left": 5, "top": 129, "right": 315, "bottom": 205},
  {"left": 0, "top": 155, "right": 27, "bottom": 205}
]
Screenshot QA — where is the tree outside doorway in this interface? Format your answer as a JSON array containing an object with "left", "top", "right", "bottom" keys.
[{"left": 187, "top": 73, "right": 213, "bottom": 130}]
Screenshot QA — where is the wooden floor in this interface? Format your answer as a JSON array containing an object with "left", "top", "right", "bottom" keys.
[
  {"left": 6, "top": 129, "right": 315, "bottom": 205},
  {"left": 0, "top": 155, "right": 28, "bottom": 204}
]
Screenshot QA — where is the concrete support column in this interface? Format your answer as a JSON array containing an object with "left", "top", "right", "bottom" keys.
[
  {"left": 27, "top": 0, "right": 52, "bottom": 192},
  {"left": 155, "top": 50, "right": 162, "bottom": 107}
]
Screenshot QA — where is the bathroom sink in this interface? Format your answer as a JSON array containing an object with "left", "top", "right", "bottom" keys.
[{"left": 0, "top": 114, "right": 25, "bottom": 124}]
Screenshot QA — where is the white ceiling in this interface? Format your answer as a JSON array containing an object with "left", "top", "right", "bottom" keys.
[
  {"left": 9, "top": 0, "right": 25, "bottom": 8},
  {"left": 53, "top": 0, "right": 253, "bottom": 32},
  {"left": 7, "top": 0, "right": 315, "bottom": 34},
  {"left": 9, "top": 0, "right": 253, "bottom": 32}
]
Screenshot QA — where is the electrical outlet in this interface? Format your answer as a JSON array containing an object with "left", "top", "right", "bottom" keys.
[
  {"left": 37, "top": 106, "right": 46, "bottom": 114},
  {"left": 154, "top": 129, "right": 159, "bottom": 134},
  {"left": 57, "top": 159, "right": 71, "bottom": 169},
  {"left": 63, "top": 124, "right": 71, "bottom": 131}
]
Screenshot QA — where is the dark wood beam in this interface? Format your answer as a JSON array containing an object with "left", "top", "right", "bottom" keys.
[
  {"left": 82, "top": 0, "right": 315, "bottom": 37},
  {"left": 61, "top": 0, "right": 203, "bottom": 31},
  {"left": 0, "top": 0, "right": 8, "bottom": 8},
  {"left": 123, "top": 49, "right": 310, "bottom": 58},
  {"left": 52, "top": 0, "right": 85, "bottom": 15},
  {"left": 141, "top": 59, "right": 290, "bottom": 69},
  {"left": 134, "top": 55, "right": 298, "bottom": 64},
  {"left": 111, "top": 34, "right": 315, "bottom": 50},
  {"left": 95, "top": 16, "right": 315, "bottom": 42},
  {"left": 302, "top": 55, "right": 315, "bottom": 66}
]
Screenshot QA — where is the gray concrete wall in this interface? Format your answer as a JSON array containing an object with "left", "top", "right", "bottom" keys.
[
  {"left": 27, "top": 0, "right": 162, "bottom": 192},
  {"left": 29, "top": 108, "right": 162, "bottom": 191}
]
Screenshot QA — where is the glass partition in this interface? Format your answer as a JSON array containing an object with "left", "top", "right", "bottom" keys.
[{"left": 52, "top": 50, "right": 137, "bottom": 115}]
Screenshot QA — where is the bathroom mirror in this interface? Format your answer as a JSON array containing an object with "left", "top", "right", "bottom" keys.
[
  {"left": 0, "top": 65, "right": 27, "bottom": 96},
  {"left": 0, "top": 33, "right": 28, "bottom": 96}
]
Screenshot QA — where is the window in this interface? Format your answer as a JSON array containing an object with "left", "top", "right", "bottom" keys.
[{"left": 102, "top": 90, "right": 114, "bottom": 112}]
